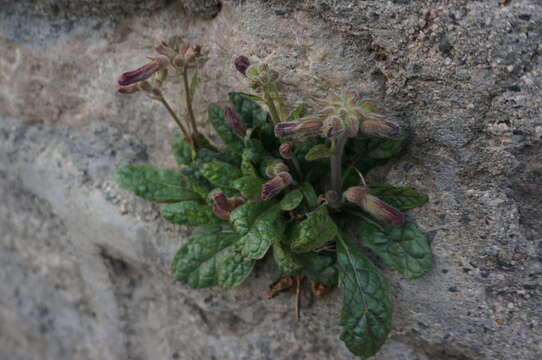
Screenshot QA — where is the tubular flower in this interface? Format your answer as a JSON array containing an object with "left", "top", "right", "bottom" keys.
[
  {"left": 225, "top": 107, "right": 245, "bottom": 137},
  {"left": 264, "top": 158, "right": 289, "bottom": 178},
  {"left": 278, "top": 142, "right": 294, "bottom": 160},
  {"left": 274, "top": 117, "right": 323, "bottom": 139},
  {"left": 360, "top": 119, "right": 401, "bottom": 139},
  {"left": 117, "top": 55, "right": 170, "bottom": 86},
  {"left": 118, "top": 81, "right": 152, "bottom": 94},
  {"left": 211, "top": 192, "right": 245, "bottom": 220},
  {"left": 343, "top": 186, "right": 404, "bottom": 227},
  {"left": 261, "top": 172, "right": 293, "bottom": 200}
]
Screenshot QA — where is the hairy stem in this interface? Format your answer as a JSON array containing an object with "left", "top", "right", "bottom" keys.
[
  {"left": 159, "top": 97, "right": 190, "bottom": 140},
  {"left": 264, "top": 87, "right": 281, "bottom": 125},
  {"left": 330, "top": 134, "right": 347, "bottom": 208},
  {"left": 290, "top": 156, "right": 303, "bottom": 182},
  {"left": 182, "top": 69, "right": 199, "bottom": 136}
]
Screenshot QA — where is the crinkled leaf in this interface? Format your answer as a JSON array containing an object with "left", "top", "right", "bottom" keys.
[
  {"left": 208, "top": 104, "right": 244, "bottom": 153},
  {"left": 300, "top": 182, "right": 318, "bottom": 208},
  {"left": 229, "top": 92, "right": 268, "bottom": 129},
  {"left": 336, "top": 232, "right": 392, "bottom": 358},
  {"left": 305, "top": 143, "right": 335, "bottom": 161},
  {"left": 286, "top": 103, "right": 305, "bottom": 121},
  {"left": 171, "top": 136, "right": 194, "bottom": 165},
  {"left": 232, "top": 176, "right": 265, "bottom": 198},
  {"left": 179, "top": 166, "right": 213, "bottom": 198},
  {"left": 115, "top": 164, "right": 201, "bottom": 203},
  {"left": 290, "top": 206, "right": 338, "bottom": 253},
  {"left": 200, "top": 161, "right": 242, "bottom": 189},
  {"left": 171, "top": 224, "right": 255, "bottom": 290},
  {"left": 369, "top": 184, "right": 428, "bottom": 210},
  {"left": 194, "top": 147, "right": 239, "bottom": 167},
  {"left": 297, "top": 252, "right": 338, "bottom": 286},
  {"left": 272, "top": 241, "right": 303, "bottom": 274},
  {"left": 240, "top": 138, "right": 266, "bottom": 177},
  {"left": 280, "top": 189, "right": 303, "bottom": 211},
  {"left": 358, "top": 220, "right": 432, "bottom": 279},
  {"left": 230, "top": 201, "right": 284, "bottom": 260},
  {"left": 160, "top": 201, "right": 221, "bottom": 226}
]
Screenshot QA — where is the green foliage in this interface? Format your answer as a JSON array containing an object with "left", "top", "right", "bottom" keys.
[
  {"left": 160, "top": 201, "right": 220, "bottom": 226},
  {"left": 230, "top": 201, "right": 284, "bottom": 260},
  {"left": 369, "top": 184, "right": 428, "bottom": 210},
  {"left": 305, "top": 143, "right": 335, "bottom": 160},
  {"left": 273, "top": 241, "right": 303, "bottom": 274},
  {"left": 115, "top": 164, "right": 201, "bottom": 203},
  {"left": 280, "top": 189, "right": 303, "bottom": 211},
  {"left": 336, "top": 233, "right": 393, "bottom": 358},
  {"left": 201, "top": 161, "right": 242, "bottom": 188},
  {"left": 229, "top": 92, "right": 268, "bottom": 129},
  {"left": 171, "top": 136, "right": 193, "bottom": 165},
  {"left": 297, "top": 252, "right": 338, "bottom": 286},
  {"left": 289, "top": 206, "right": 338, "bottom": 252},
  {"left": 357, "top": 220, "right": 432, "bottom": 279},
  {"left": 232, "top": 176, "right": 265, "bottom": 198},
  {"left": 208, "top": 104, "right": 244, "bottom": 153},
  {"left": 171, "top": 224, "right": 255, "bottom": 290},
  {"left": 286, "top": 103, "right": 305, "bottom": 121}
]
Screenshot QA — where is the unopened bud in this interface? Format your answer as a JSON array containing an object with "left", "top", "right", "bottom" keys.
[
  {"left": 360, "top": 119, "right": 401, "bottom": 139},
  {"left": 261, "top": 172, "right": 293, "bottom": 200},
  {"left": 211, "top": 192, "right": 245, "bottom": 220},
  {"left": 118, "top": 81, "right": 152, "bottom": 94},
  {"left": 179, "top": 41, "right": 190, "bottom": 55},
  {"left": 225, "top": 107, "right": 245, "bottom": 137},
  {"left": 172, "top": 55, "right": 184, "bottom": 68},
  {"left": 343, "top": 186, "right": 404, "bottom": 227},
  {"left": 234, "top": 56, "right": 250, "bottom": 76},
  {"left": 322, "top": 116, "right": 344, "bottom": 138},
  {"left": 362, "top": 112, "right": 386, "bottom": 122},
  {"left": 154, "top": 41, "right": 177, "bottom": 59},
  {"left": 279, "top": 142, "right": 294, "bottom": 160},
  {"left": 117, "top": 55, "right": 170, "bottom": 86},
  {"left": 274, "top": 118, "right": 323, "bottom": 139},
  {"left": 185, "top": 45, "right": 201, "bottom": 62}
]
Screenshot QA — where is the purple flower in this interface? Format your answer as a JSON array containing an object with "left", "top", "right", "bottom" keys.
[
  {"left": 343, "top": 186, "right": 404, "bottom": 227},
  {"left": 274, "top": 118, "right": 323, "bottom": 139},
  {"left": 225, "top": 107, "right": 245, "bottom": 137},
  {"left": 234, "top": 56, "right": 250, "bottom": 76},
  {"left": 117, "top": 81, "right": 152, "bottom": 94},
  {"left": 360, "top": 119, "right": 401, "bottom": 139},
  {"left": 261, "top": 172, "right": 293, "bottom": 200},
  {"left": 211, "top": 192, "right": 245, "bottom": 220},
  {"left": 279, "top": 142, "right": 294, "bottom": 160},
  {"left": 117, "top": 55, "right": 170, "bottom": 86}
]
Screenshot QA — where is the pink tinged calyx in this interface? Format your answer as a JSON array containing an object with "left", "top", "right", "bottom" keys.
[
  {"left": 343, "top": 186, "right": 405, "bottom": 227},
  {"left": 117, "top": 55, "right": 170, "bottom": 86},
  {"left": 118, "top": 81, "right": 152, "bottom": 94},
  {"left": 265, "top": 159, "right": 289, "bottom": 178},
  {"left": 360, "top": 119, "right": 401, "bottom": 139},
  {"left": 261, "top": 172, "right": 293, "bottom": 200},
  {"left": 225, "top": 107, "right": 245, "bottom": 137},
  {"left": 154, "top": 41, "right": 177, "bottom": 59},
  {"left": 279, "top": 142, "right": 294, "bottom": 160}
]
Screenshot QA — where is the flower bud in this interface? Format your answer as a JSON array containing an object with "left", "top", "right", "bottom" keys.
[
  {"left": 117, "top": 55, "right": 170, "bottom": 86},
  {"left": 279, "top": 142, "right": 294, "bottom": 160},
  {"left": 265, "top": 159, "right": 289, "bottom": 178},
  {"left": 274, "top": 118, "right": 323, "bottom": 139},
  {"left": 360, "top": 119, "right": 401, "bottom": 139},
  {"left": 261, "top": 172, "right": 293, "bottom": 200},
  {"left": 225, "top": 107, "right": 245, "bottom": 137},
  {"left": 185, "top": 44, "right": 201, "bottom": 62},
  {"left": 234, "top": 56, "right": 250, "bottom": 76},
  {"left": 321, "top": 116, "right": 344, "bottom": 138},
  {"left": 172, "top": 55, "right": 184, "bottom": 68},
  {"left": 179, "top": 41, "right": 190, "bottom": 55},
  {"left": 154, "top": 41, "right": 177, "bottom": 59},
  {"left": 343, "top": 186, "right": 404, "bottom": 227},
  {"left": 211, "top": 192, "right": 245, "bottom": 220},
  {"left": 118, "top": 81, "right": 152, "bottom": 94}
]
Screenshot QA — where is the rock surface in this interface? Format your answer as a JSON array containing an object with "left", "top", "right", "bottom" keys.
[{"left": 1, "top": 0, "right": 541, "bottom": 359}]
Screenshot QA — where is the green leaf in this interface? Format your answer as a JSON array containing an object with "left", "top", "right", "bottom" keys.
[
  {"left": 200, "top": 161, "right": 242, "bottom": 188},
  {"left": 289, "top": 206, "right": 337, "bottom": 252},
  {"left": 160, "top": 201, "right": 221, "bottom": 226},
  {"left": 231, "top": 176, "right": 265, "bottom": 198},
  {"left": 179, "top": 166, "right": 213, "bottom": 199},
  {"left": 297, "top": 252, "right": 338, "bottom": 286},
  {"left": 115, "top": 164, "right": 201, "bottom": 203},
  {"left": 230, "top": 201, "right": 284, "bottom": 260},
  {"left": 357, "top": 220, "right": 432, "bottom": 279},
  {"left": 272, "top": 241, "right": 303, "bottom": 274},
  {"left": 300, "top": 182, "right": 318, "bottom": 208},
  {"left": 240, "top": 138, "right": 266, "bottom": 177},
  {"left": 305, "top": 143, "right": 335, "bottom": 161},
  {"left": 208, "top": 104, "right": 244, "bottom": 153},
  {"left": 369, "top": 184, "right": 428, "bottom": 210},
  {"left": 171, "top": 136, "right": 193, "bottom": 165},
  {"left": 171, "top": 224, "right": 255, "bottom": 290},
  {"left": 336, "top": 232, "right": 392, "bottom": 358},
  {"left": 280, "top": 189, "right": 303, "bottom": 211},
  {"left": 229, "top": 92, "right": 269, "bottom": 129},
  {"left": 286, "top": 103, "right": 305, "bottom": 121}
]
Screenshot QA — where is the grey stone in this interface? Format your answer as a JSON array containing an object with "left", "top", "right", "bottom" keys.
[{"left": 1, "top": 0, "right": 542, "bottom": 359}]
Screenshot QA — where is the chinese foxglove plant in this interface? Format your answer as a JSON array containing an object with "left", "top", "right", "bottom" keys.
[{"left": 114, "top": 42, "right": 431, "bottom": 359}]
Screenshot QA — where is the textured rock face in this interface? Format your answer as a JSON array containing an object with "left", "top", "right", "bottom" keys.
[{"left": 1, "top": 0, "right": 541, "bottom": 359}]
